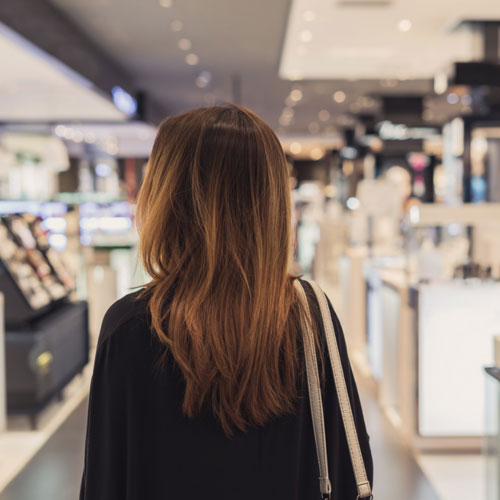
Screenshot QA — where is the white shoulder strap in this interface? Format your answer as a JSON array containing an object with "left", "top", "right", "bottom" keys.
[
  {"left": 294, "top": 279, "right": 373, "bottom": 500},
  {"left": 294, "top": 280, "right": 332, "bottom": 499}
]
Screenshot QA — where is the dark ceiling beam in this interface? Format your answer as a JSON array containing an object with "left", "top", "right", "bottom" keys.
[
  {"left": 0, "top": 0, "right": 167, "bottom": 124},
  {"left": 456, "top": 20, "right": 500, "bottom": 63},
  {"left": 483, "top": 22, "right": 500, "bottom": 63}
]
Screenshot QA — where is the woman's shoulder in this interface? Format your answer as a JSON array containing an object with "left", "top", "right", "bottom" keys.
[
  {"left": 297, "top": 278, "right": 332, "bottom": 318},
  {"left": 97, "top": 289, "right": 150, "bottom": 348}
]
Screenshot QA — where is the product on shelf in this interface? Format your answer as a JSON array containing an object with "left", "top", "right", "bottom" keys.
[
  {"left": 0, "top": 222, "right": 51, "bottom": 309},
  {"left": 0, "top": 213, "right": 75, "bottom": 313},
  {"left": 7, "top": 215, "right": 67, "bottom": 300},
  {"left": 28, "top": 215, "right": 76, "bottom": 291}
]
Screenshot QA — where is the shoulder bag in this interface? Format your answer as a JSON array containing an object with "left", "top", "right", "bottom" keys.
[{"left": 294, "top": 279, "right": 373, "bottom": 500}]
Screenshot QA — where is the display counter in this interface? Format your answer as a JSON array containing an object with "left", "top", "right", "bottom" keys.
[
  {"left": 5, "top": 300, "right": 88, "bottom": 428},
  {"left": 340, "top": 246, "right": 369, "bottom": 352},
  {"left": 417, "top": 282, "right": 499, "bottom": 442},
  {"left": 340, "top": 246, "right": 405, "bottom": 354},
  {"left": 365, "top": 265, "right": 416, "bottom": 436},
  {"left": 365, "top": 261, "right": 498, "bottom": 450}
]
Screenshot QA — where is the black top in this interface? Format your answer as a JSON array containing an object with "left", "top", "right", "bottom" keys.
[{"left": 80, "top": 280, "right": 373, "bottom": 500}]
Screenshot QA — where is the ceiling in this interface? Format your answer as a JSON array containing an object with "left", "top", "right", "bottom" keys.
[
  {"left": 12, "top": 0, "right": 500, "bottom": 137},
  {"left": 281, "top": 0, "right": 500, "bottom": 80},
  {"left": 0, "top": 22, "right": 126, "bottom": 122},
  {"left": 48, "top": 0, "right": 293, "bottom": 125}
]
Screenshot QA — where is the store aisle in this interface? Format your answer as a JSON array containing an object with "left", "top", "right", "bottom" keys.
[
  {"left": 0, "top": 399, "right": 87, "bottom": 500},
  {"left": 0, "top": 374, "right": 439, "bottom": 500},
  {"left": 355, "top": 373, "right": 440, "bottom": 500}
]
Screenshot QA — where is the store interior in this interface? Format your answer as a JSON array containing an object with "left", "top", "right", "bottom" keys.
[{"left": 1, "top": 0, "right": 500, "bottom": 498}]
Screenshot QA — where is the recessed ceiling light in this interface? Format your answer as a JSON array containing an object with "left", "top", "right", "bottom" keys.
[
  {"left": 178, "top": 38, "right": 192, "bottom": 51},
  {"left": 290, "top": 89, "right": 303, "bottom": 102},
  {"left": 398, "top": 19, "right": 412, "bottom": 32},
  {"left": 310, "top": 147, "right": 324, "bottom": 160},
  {"left": 299, "top": 30, "right": 313, "bottom": 43},
  {"left": 290, "top": 142, "right": 302, "bottom": 154},
  {"left": 282, "top": 107, "right": 294, "bottom": 119},
  {"left": 308, "top": 122, "right": 320, "bottom": 134},
  {"left": 333, "top": 91, "right": 346, "bottom": 103},
  {"left": 303, "top": 10, "right": 316, "bottom": 22},
  {"left": 185, "top": 53, "right": 199, "bottom": 65},
  {"left": 279, "top": 115, "right": 292, "bottom": 126},
  {"left": 196, "top": 71, "right": 212, "bottom": 88},
  {"left": 159, "top": 0, "right": 173, "bottom": 7},
  {"left": 318, "top": 109, "right": 330, "bottom": 122},
  {"left": 171, "top": 20, "right": 183, "bottom": 32}
]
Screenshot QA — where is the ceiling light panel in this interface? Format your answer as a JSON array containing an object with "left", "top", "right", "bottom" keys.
[
  {"left": 280, "top": 0, "right": 500, "bottom": 81},
  {"left": 0, "top": 24, "right": 126, "bottom": 121}
]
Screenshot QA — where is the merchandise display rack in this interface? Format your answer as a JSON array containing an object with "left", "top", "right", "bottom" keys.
[
  {"left": 0, "top": 213, "right": 74, "bottom": 325},
  {"left": 0, "top": 212, "right": 88, "bottom": 428}
]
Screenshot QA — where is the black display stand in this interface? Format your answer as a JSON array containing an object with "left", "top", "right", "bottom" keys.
[{"left": 5, "top": 301, "right": 89, "bottom": 429}]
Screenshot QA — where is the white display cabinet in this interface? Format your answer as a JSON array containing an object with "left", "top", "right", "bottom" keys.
[
  {"left": 365, "top": 269, "right": 500, "bottom": 450},
  {"left": 418, "top": 282, "right": 500, "bottom": 439}
]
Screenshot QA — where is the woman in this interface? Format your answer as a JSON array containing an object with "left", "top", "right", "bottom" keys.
[{"left": 80, "top": 104, "right": 373, "bottom": 500}]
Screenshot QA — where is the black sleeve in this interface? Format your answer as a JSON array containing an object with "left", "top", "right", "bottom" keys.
[
  {"left": 80, "top": 333, "right": 128, "bottom": 500},
  {"left": 302, "top": 281, "right": 374, "bottom": 499}
]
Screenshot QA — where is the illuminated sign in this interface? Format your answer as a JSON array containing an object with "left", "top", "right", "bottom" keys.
[
  {"left": 377, "top": 121, "right": 439, "bottom": 141},
  {"left": 111, "top": 86, "right": 137, "bottom": 116}
]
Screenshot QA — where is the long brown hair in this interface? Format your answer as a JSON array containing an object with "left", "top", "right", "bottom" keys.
[{"left": 136, "top": 104, "right": 309, "bottom": 435}]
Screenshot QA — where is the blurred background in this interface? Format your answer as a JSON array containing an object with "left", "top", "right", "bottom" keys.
[{"left": 0, "top": 0, "right": 500, "bottom": 498}]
